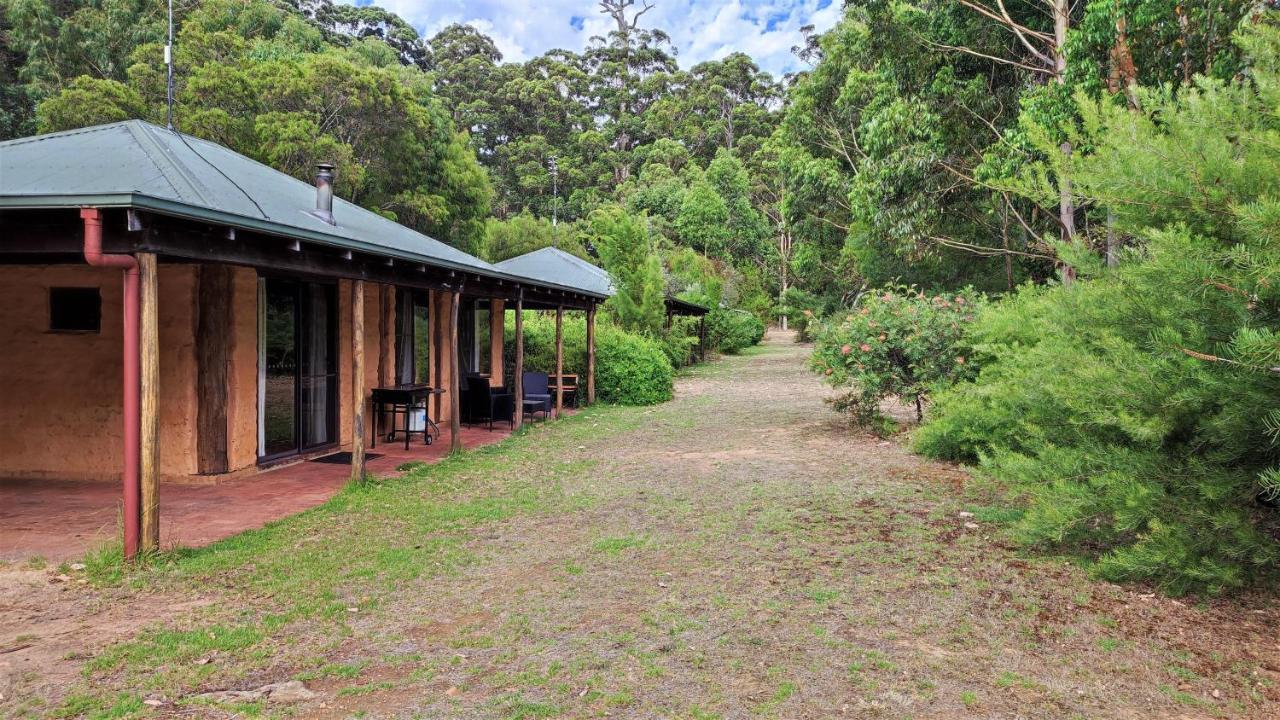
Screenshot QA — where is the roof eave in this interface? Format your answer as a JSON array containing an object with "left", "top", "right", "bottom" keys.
[{"left": 0, "top": 193, "right": 609, "bottom": 301}]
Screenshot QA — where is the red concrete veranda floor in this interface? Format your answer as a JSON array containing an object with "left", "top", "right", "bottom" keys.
[{"left": 0, "top": 420, "right": 535, "bottom": 563}]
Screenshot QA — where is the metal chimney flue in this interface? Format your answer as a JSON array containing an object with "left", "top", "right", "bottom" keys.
[{"left": 313, "top": 162, "right": 336, "bottom": 225}]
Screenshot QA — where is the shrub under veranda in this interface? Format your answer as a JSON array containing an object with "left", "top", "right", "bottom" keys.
[
  {"left": 810, "top": 288, "right": 983, "bottom": 432},
  {"left": 503, "top": 313, "right": 673, "bottom": 406},
  {"left": 915, "top": 23, "right": 1280, "bottom": 594}
]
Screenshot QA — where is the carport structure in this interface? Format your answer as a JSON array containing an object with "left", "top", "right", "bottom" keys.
[{"left": 0, "top": 121, "right": 607, "bottom": 559}]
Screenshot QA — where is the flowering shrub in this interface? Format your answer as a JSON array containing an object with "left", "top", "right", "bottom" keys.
[{"left": 810, "top": 287, "right": 984, "bottom": 431}]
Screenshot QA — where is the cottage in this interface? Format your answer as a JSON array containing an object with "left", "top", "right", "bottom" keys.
[{"left": 0, "top": 121, "right": 607, "bottom": 559}]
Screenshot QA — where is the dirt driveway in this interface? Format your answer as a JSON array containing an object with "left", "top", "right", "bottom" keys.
[{"left": 2, "top": 331, "right": 1278, "bottom": 719}]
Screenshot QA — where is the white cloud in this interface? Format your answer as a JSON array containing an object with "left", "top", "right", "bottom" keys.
[{"left": 349, "top": 0, "right": 842, "bottom": 76}]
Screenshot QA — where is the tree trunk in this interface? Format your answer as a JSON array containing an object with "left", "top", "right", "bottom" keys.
[{"left": 1053, "top": 0, "right": 1076, "bottom": 284}]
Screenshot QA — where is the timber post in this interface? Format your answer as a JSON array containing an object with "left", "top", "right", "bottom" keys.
[
  {"left": 489, "top": 299, "right": 505, "bottom": 387},
  {"left": 586, "top": 304, "right": 596, "bottom": 405},
  {"left": 433, "top": 291, "right": 444, "bottom": 421},
  {"left": 138, "top": 252, "right": 160, "bottom": 553},
  {"left": 513, "top": 291, "right": 524, "bottom": 430},
  {"left": 449, "top": 288, "right": 462, "bottom": 452},
  {"left": 699, "top": 315, "right": 707, "bottom": 360},
  {"left": 195, "top": 266, "right": 231, "bottom": 474},
  {"left": 555, "top": 305, "right": 564, "bottom": 419},
  {"left": 351, "top": 280, "right": 367, "bottom": 482}
]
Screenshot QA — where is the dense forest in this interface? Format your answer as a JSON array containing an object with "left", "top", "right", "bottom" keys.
[{"left": 4, "top": 0, "right": 1280, "bottom": 592}]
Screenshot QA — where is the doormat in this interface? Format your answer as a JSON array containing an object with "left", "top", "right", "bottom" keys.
[{"left": 311, "top": 452, "right": 383, "bottom": 464}]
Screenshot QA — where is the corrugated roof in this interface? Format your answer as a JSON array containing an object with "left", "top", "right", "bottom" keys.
[
  {"left": 0, "top": 120, "right": 499, "bottom": 275},
  {"left": 496, "top": 246, "right": 709, "bottom": 315},
  {"left": 495, "top": 246, "right": 615, "bottom": 297}
]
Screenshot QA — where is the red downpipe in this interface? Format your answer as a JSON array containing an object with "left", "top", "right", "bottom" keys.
[{"left": 80, "top": 208, "right": 141, "bottom": 559}]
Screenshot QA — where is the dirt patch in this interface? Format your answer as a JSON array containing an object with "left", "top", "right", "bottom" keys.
[{"left": 0, "top": 566, "right": 213, "bottom": 710}]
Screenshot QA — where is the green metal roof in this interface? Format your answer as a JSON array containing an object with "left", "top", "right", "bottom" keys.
[
  {"left": 494, "top": 246, "right": 615, "bottom": 298},
  {"left": 0, "top": 120, "right": 605, "bottom": 299},
  {"left": 496, "top": 246, "right": 708, "bottom": 315}
]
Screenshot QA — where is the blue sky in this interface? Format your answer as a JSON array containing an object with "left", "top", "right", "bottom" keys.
[{"left": 346, "top": 0, "right": 843, "bottom": 77}]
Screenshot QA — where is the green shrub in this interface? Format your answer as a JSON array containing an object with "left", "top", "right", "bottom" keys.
[
  {"left": 658, "top": 318, "right": 700, "bottom": 368},
  {"left": 781, "top": 287, "right": 823, "bottom": 342},
  {"left": 594, "top": 326, "right": 674, "bottom": 405},
  {"left": 707, "top": 308, "right": 765, "bottom": 354},
  {"left": 503, "top": 312, "right": 673, "bottom": 406},
  {"left": 916, "top": 25, "right": 1280, "bottom": 594},
  {"left": 810, "top": 287, "right": 983, "bottom": 432}
]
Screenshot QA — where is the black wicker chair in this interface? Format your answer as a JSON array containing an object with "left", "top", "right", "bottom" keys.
[{"left": 464, "top": 376, "right": 513, "bottom": 430}]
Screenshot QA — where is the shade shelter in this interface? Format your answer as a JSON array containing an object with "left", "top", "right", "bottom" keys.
[
  {"left": 495, "top": 246, "right": 712, "bottom": 367},
  {"left": 0, "top": 121, "right": 607, "bottom": 559}
]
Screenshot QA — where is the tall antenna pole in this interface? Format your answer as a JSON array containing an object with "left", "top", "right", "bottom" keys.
[{"left": 165, "top": 0, "right": 175, "bottom": 129}]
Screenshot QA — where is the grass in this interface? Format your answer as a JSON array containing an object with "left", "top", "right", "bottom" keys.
[{"left": 590, "top": 535, "right": 647, "bottom": 555}]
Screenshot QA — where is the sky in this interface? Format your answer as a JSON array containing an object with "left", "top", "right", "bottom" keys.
[{"left": 348, "top": 0, "right": 843, "bottom": 77}]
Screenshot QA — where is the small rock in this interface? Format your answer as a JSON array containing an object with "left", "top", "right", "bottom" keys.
[
  {"left": 195, "top": 689, "right": 263, "bottom": 703},
  {"left": 958, "top": 511, "right": 975, "bottom": 519},
  {"left": 194, "top": 681, "right": 315, "bottom": 705},
  {"left": 347, "top": 607, "right": 359, "bottom": 613},
  {"left": 51, "top": 574, "right": 71, "bottom": 583},
  {"left": 963, "top": 522, "right": 980, "bottom": 530},
  {"left": 1212, "top": 688, "right": 1221, "bottom": 699},
  {"left": 445, "top": 686, "right": 461, "bottom": 697},
  {"left": 143, "top": 699, "right": 164, "bottom": 707},
  {"left": 263, "top": 680, "right": 316, "bottom": 703},
  {"left": 69, "top": 563, "right": 86, "bottom": 571}
]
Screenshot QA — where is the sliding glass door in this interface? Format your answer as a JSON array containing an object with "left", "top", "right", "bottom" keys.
[{"left": 259, "top": 277, "right": 337, "bottom": 461}]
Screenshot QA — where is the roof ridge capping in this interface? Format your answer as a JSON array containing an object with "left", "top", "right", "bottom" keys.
[{"left": 0, "top": 119, "right": 136, "bottom": 148}]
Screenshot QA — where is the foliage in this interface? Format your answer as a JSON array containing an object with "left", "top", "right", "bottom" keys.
[
  {"left": 503, "top": 312, "right": 673, "bottom": 406},
  {"left": 780, "top": 287, "right": 823, "bottom": 342},
  {"left": 589, "top": 206, "right": 666, "bottom": 335},
  {"left": 594, "top": 324, "right": 675, "bottom": 405},
  {"left": 811, "top": 287, "right": 984, "bottom": 432},
  {"left": 774, "top": 1, "right": 1057, "bottom": 300},
  {"left": 706, "top": 308, "right": 765, "bottom": 355},
  {"left": 915, "top": 21, "right": 1280, "bottom": 594},
  {"left": 482, "top": 213, "right": 588, "bottom": 264}
]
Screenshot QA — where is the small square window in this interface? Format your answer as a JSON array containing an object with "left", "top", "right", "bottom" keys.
[{"left": 49, "top": 287, "right": 101, "bottom": 333}]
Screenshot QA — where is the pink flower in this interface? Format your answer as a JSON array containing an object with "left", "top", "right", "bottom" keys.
[
  {"left": 860, "top": 343, "right": 872, "bottom": 353},
  {"left": 841, "top": 344, "right": 852, "bottom": 355}
]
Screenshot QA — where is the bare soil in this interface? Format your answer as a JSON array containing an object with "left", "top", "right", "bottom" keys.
[{"left": 2, "top": 330, "right": 1278, "bottom": 719}]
